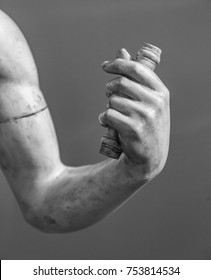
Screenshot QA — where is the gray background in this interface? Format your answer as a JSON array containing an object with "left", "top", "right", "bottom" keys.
[{"left": 0, "top": 0, "right": 211, "bottom": 259}]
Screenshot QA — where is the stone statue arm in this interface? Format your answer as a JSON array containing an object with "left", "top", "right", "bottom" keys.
[{"left": 0, "top": 10, "right": 170, "bottom": 233}]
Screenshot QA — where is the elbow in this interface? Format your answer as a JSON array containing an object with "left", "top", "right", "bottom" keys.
[
  {"left": 21, "top": 206, "right": 65, "bottom": 234},
  {"left": 20, "top": 201, "right": 100, "bottom": 234},
  {"left": 17, "top": 196, "right": 68, "bottom": 233},
  {"left": 12, "top": 166, "right": 108, "bottom": 233},
  {"left": 23, "top": 212, "right": 99, "bottom": 234}
]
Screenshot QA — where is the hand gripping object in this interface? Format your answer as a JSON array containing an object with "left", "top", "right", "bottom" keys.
[{"left": 99, "top": 43, "right": 162, "bottom": 159}]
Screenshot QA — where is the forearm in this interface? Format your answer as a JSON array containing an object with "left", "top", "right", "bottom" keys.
[{"left": 24, "top": 156, "right": 150, "bottom": 233}]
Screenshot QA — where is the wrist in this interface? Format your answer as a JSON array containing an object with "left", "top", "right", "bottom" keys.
[{"left": 120, "top": 154, "right": 160, "bottom": 183}]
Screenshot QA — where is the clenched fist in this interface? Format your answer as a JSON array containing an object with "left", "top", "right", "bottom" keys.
[{"left": 99, "top": 48, "right": 170, "bottom": 180}]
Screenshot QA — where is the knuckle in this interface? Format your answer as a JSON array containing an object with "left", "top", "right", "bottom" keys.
[
  {"left": 117, "top": 76, "right": 126, "bottom": 91},
  {"left": 131, "top": 62, "right": 141, "bottom": 76},
  {"left": 109, "top": 95, "right": 115, "bottom": 108},
  {"left": 147, "top": 107, "right": 158, "bottom": 120},
  {"left": 109, "top": 95, "right": 122, "bottom": 109},
  {"left": 153, "top": 89, "right": 170, "bottom": 112},
  {"left": 105, "top": 108, "right": 113, "bottom": 120},
  {"left": 155, "top": 96, "right": 165, "bottom": 110},
  {"left": 113, "top": 58, "right": 121, "bottom": 72},
  {"left": 113, "top": 58, "right": 126, "bottom": 73},
  {"left": 119, "top": 76, "right": 127, "bottom": 85},
  {"left": 164, "top": 87, "right": 170, "bottom": 97},
  {"left": 159, "top": 87, "right": 170, "bottom": 102},
  {"left": 141, "top": 103, "right": 160, "bottom": 121}
]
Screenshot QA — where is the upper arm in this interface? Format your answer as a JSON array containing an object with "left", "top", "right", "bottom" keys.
[
  {"left": 0, "top": 9, "right": 39, "bottom": 85},
  {"left": 0, "top": 81, "right": 63, "bottom": 201},
  {"left": 0, "top": 10, "right": 63, "bottom": 192},
  {"left": 0, "top": 10, "right": 47, "bottom": 127}
]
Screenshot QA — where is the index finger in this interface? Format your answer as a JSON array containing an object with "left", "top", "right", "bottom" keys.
[{"left": 102, "top": 59, "right": 165, "bottom": 91}]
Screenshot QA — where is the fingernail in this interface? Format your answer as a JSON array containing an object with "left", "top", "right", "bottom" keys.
[
  {"left": 101, "top": 61, "right": 109, "bottom": 68},
  {"left": 98, "top": 112, "right": 107, "bottom": 127}
]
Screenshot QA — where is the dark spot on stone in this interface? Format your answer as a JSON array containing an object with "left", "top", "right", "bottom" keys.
[
  {"left": 44, "top": 215, "right": 57, "bottom": 224},
  {"left": 0, "top": 148, "right": 18, "bottom": 175}
]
